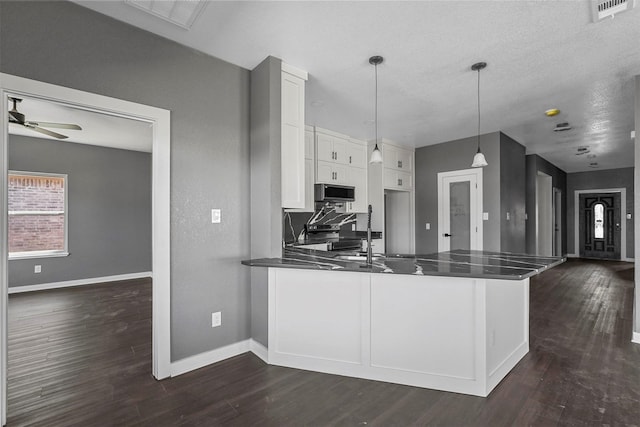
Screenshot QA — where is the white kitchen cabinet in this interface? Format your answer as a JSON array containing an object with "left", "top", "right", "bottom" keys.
[
  {"left": 316, "top": 160, "right": 348, "bottom": 184},
  {"left": 384, "top": 169, "right": 413, "bottom": 191},
  {"left": 281, "top": 64, "right": 307, "bottom": 208},
  {"left": 383, "top": 144, "right": 413, "bottom": 173},
  {"left": 347, "top": 139, "right": 368, "bottom": 169},
  {"left": 316, "top": 132, "right": 348, "bottom": 165}
]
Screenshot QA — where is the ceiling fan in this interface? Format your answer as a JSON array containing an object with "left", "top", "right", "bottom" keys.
[{"left": 8, "top": 97, "right": 82, "bottom": 139}]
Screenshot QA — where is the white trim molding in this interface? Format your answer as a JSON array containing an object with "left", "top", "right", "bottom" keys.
[
  {"left": 573, "top": 188, "right": 627, "bottom": 260},
  {"left": 250, "top": 339, "right": 269, "bottom": 363},
  {"left": 7, "top": 272, "right": 152, "bottom": 294},
  {"left": 632, "top": 332, "right": 640, "bottom": 344},
  {"left": 171, "top": 340, "right": 251, "bottom": 377}
]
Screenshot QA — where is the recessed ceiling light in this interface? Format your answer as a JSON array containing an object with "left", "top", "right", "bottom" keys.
[{"left": 545, "top": 108, "right": 560, "bottom": 117}]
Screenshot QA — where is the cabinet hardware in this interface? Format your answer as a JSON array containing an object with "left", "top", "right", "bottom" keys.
[
  {"left": 349, "top": 156, "right": 352, "bottom": 164},
  {"left": 398, "top": 160, "right": 403, "bottom": 168},
  {"left": 444, "top": 233, "right": 452, "bottom": 237}
]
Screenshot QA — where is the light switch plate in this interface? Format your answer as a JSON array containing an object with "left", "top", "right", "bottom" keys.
[
  {"left": 627, "top": 213, "right": 632, "bottom": 220},
  {"left": 425, "top": 223, "right": 430, "bottom": 230},
  {"left": 482, "top": 212, "right": 489, "bottom": 221},
  {"left": 211, "top": 209, "right": 221, "bottom": 223}
]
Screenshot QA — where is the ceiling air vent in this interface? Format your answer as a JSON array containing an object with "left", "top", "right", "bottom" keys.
[
  {"left": 592, "top": 0, "right": 636, "bottom": 22},
  {"left": 124, "top": 0, "right": 207, "bottom": 29},
  {"left": 554, "top": 122, "right": 572, "bottom": 132}
]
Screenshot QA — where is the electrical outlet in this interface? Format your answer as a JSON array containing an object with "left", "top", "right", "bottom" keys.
[
  {"left": 211, "top": 311, "right": 222, "bottom": 328},
  {"left": 211, "top": 209, "right": 221, "bottom": 224},
  {"left": 34, "top": 265, "right": 41, "bottom": 274},
  {"left": 506, "top": 212, "right": 510, "bottom": 221},
  {"left": 425, "top": 223, "right": 430, "bottom": 230}
]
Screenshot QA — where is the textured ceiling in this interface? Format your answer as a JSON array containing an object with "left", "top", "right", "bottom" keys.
[{"left": 73, "top": 1, "right": 640, "bottom": 172}]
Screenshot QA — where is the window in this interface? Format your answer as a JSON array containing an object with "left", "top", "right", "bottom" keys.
[
  {"left": 594, "top": 203, "right": 604, "bottom": 239},
  {"left": 8, "top": 171, "right": 68, "bottom": 259}
]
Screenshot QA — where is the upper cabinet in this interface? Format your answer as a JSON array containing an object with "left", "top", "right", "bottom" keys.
[
  {"left": 383, "top": 143, "right": 414, "bottom": 191},
  {"left": 314, "top": 128, "right": 369, "bottom": 213},
  {"left": 281, "top": 63, "right": 308, "bottom": 209}
]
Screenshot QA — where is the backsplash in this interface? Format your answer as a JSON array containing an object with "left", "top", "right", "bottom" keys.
[{"left": 283, "top": 205, "right": 357, "bottom": 245}]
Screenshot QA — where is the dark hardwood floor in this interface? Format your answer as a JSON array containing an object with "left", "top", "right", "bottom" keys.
[{"left": 7, "top": 259, "right": 640, "bottom": 426}]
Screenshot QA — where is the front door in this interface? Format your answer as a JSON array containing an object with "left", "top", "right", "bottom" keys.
[
  {"left": 579, "top": 193, "right": 621, "bottom": 260},
  {"left": 438, "top": 168, "right": 483, "bottom": 252}
]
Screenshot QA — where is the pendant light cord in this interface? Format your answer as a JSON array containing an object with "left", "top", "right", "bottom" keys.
[
  {"left": 477, "top": 67, "right": 481, "bottom": 151},
  {"left": 375, "top": 62, "right": 379, "bottom": 145}
]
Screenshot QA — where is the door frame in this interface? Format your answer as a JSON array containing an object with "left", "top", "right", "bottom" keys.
[
  {"left": 535, "top": 172, "right": 553, "bottom": 256},
  {"left": 553, "top": 187, "right": 563, "bottom": 256},
  {"left": 0, "top": 73, "right": 172, "bottom": 424},
  {"left": 574, "top": 188, "right": 627, "bottom": 261},
  {"left": 437, "top": 168, "right": 483, "bottom": 252}
]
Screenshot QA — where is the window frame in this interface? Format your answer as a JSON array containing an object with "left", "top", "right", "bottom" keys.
[{"left": 8, "top": 170, "right": 69, "bottom": 260}]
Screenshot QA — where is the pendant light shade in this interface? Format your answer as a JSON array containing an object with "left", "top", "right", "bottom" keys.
[
  {"left": 471, "top": 62, "right": 488, "bottom": 168},
  {"left": 369, "top": 55, "right": 384, "bottom": 164}
]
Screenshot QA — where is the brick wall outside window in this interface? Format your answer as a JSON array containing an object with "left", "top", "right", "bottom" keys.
[{"left": 8, "top": 173, "right": 66, "bottom": 253}]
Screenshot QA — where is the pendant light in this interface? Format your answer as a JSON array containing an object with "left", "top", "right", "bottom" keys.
[
  {"left": 471, "top": 61, "right": 488, "bottom": 168},
  {"left": 369, "top": 55, "right": 383, "bottom": 164}
]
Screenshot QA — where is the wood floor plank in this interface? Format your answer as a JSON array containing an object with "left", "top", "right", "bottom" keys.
[{"left": 7, "top": 260, "right": 640, "bottom": 426}]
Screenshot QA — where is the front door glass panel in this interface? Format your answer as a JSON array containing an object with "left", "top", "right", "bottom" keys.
[
  {"left": 594, "top": 203, "right": 604, "bottom": 239},
  {"left": 449, "top": 181, "right": 470, "bottom": 250}
]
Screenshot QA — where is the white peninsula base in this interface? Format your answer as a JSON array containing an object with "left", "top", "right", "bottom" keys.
[{"left": 266, "top": 267, "right": 530, "bottom": 397}]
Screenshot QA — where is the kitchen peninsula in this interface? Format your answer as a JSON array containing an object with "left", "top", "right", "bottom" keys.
[{"left": 243, "top": 249, "right": 564, "bottom": 397}]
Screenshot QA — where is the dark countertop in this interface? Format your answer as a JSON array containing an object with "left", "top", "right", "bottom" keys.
[{"left": 241, "top": 248, "right": 565, "bottom": 280}]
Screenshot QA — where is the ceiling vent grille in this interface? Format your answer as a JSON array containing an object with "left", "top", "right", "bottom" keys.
[
  {"left": 592, "top": 0, "right": 636, "bottom": 21},
  {"left": 124, "top": 0, "right": 207, "bottom": 30}
]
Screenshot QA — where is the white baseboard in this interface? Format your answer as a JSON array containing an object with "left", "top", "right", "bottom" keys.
[
  {"left": 250, "top": 339, "right": 269, "bottom": 363},
  {"left": 171, "top": 340, "right": 251, "bottom": 377},
  {"left": 8, "top": 271, "right": 152, "bottom": 294},
  {"left": 565, "top": 254, "right": 633, "bottom": 263},
  {"left": 566, "top": 253, "right": 578, "bottom": 258},
  {"left": 623, "top": 258, "right": 634, "bottom": 263},
  {"left": 632, "top": 332, "right": 640, "bottom": 345}
]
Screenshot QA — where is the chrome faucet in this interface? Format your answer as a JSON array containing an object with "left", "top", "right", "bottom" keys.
[{"left": 367, "top": 204, "right": 373, "bottom": 266}]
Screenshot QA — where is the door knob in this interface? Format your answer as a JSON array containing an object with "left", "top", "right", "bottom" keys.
[{"left": 444, "top": 233, "right": 452, "bottom": 237}]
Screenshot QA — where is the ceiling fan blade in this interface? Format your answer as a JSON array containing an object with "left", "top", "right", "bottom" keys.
[
  {"left": 25, "top": 121, "right": 82, "bottom": 130},
  {"left": 25, "top": 124, "right": 68, "bottom": 139}
]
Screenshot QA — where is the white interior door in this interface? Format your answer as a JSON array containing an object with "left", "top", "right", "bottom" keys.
[
  {"left": 535, "top": 172, "right": 553, "bottom": 256},
  {"left": 438, "top": 168, "right": 483, "bottom": 252}
]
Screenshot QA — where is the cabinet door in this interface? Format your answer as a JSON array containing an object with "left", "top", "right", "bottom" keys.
[
  {"left": 383, "top": 145, "right": 398, "bottom": 170},
  {"left": 316, "top": 160, "right": 335, "bottom": 184},
  {"left": 316, "top": 133, "right": 334, "bottom": 163},
  {"left": 281, "top": 71, "right": 305, "bottom": 208},
  {"left": 396, "top": 170, "right": 412, "bottom": 190},
  {"left": 396, "top": 149, "right": 413, "bottom": 172},
  {"left": 383, "top": 168, "right": 397, "bottom": 190},
  {"left": 333, "top": 164, "right": 349, "bottom": 184},
  {"left": 347, "top": 141, "right": 367, "bottom": 168},
  {"left": 347, "top": 167, "right": 368, "bottom": 213},
  {"left": 332, "top": 137, "right": 349, "bottom": 165}
]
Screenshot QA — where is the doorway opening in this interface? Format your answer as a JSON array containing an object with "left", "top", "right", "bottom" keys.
[
  {"left": 535, "top": 172, "right": 553, "bottom": 256},
  {"left": 553, "top": 187, "right": 563, "bottom": 256},
  {"left": 0, "top": 73, "right": 171, "bottom": 425}
]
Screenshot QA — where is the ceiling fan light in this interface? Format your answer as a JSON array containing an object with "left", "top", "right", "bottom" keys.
[
  {"left": 369, "top": 144, "right": 383, "bottom": 164},
  {"left": 471, "top": 150, "right": 488, "bottom": 168}
]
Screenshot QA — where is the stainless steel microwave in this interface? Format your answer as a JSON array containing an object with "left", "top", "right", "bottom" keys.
[{"left": 314, "top": 183, "right": 356, "bottom": 202}]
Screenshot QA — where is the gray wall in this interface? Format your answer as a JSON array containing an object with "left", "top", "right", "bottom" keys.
[
  {"left": 0, "top": 1, "right": 251, "bottom": 361},
  {"left": 566, "top": 168, "right": 634, "bottom": 258},
  {"left": 249, "top": 56, "right": 283, "bottom": 347},
  {"left": 415, "top": 132, "right": 501, "bottom": 254},
  {"left": 500, "top": 133, "right": 526, "bottom": 253},
  {"left": 8, "top": 135, "right": 151, "bottom": 287},
  {"left": 525, "top": 155, "right": 567, "bottom": 255}
]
